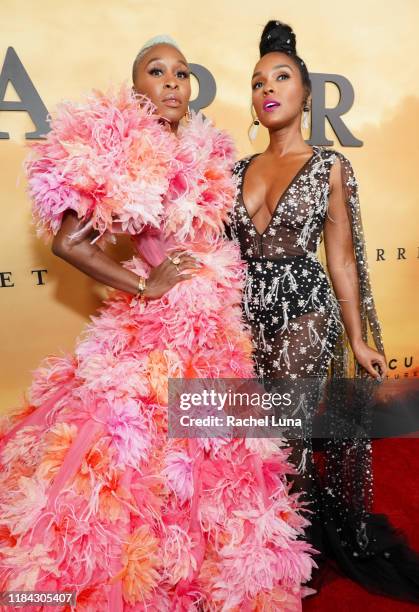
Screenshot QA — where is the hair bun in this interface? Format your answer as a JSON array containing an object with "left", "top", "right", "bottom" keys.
[{"left": 259, "top": 20, "right": 297, "bottom": 57}]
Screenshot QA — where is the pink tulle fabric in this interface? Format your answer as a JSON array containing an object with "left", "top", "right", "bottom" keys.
[{"left": 0, "top": 85, "right": 315, "bottom": 611}]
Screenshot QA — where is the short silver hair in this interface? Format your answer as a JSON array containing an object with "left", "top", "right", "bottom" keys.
[{"left": 132, "top": 35, "right": 181, "bottom": 82}]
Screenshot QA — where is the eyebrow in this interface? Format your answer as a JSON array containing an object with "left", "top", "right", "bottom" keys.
[
  {"left": 146, "top": 57, "right": 189, "bottom": 69},
  {"left": 252, "top": 63, "right": 294, "bottom": 79}
]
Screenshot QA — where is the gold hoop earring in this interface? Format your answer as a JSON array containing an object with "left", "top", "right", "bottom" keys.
[{"left": 248, "top": 105, "right": 260, "bottom": 142}]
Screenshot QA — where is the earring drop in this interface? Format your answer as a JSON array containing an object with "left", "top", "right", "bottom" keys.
[
  {"left": 248, "top": 118, "right": 260, "bottom": 142},
  {"left": 302, "top": 105, "right": 310, "bottom": 130},
  {"left": 249, "top": 105, "right": 260, "bottom": 142},
  {"left": 185, "top": 106, "right": 193, "bottom": 122}
]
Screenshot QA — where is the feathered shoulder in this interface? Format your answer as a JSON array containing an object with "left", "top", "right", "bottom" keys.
[
  {"left": 26, "top": 84, "right": 175, "bottom": 240},
  {"left": 26, "top": 84, "right": 238, "bottom": 244}
]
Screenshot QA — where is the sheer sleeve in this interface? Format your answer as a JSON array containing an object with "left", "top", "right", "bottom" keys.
[{"left": 325, "top": 152, "right": 384, "bottom": 377}]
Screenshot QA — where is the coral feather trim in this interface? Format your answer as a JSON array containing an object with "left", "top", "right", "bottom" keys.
[
  {"left": 26, "top": 83, "right": 237, "bottom": 244},
  {"left": 26, "top": 85, "right": 174, "bottom": 240}
]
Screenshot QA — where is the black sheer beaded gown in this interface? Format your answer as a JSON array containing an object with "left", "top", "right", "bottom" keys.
[{"left": 228, "top": 145, "right": 419, "bottom": 602}]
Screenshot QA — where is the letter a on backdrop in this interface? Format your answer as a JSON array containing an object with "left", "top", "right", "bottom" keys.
[{"left": 0, "top": 47, "right": 49, "bottom": 139}]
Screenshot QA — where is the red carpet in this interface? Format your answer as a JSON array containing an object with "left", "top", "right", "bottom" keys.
[{"left": 304, "top": 438, "right": 419, "bottom": 611}]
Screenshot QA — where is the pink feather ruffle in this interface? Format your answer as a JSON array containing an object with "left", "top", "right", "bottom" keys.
[{"left": 26, "top": 84, "right": 237, "bottom": 245}]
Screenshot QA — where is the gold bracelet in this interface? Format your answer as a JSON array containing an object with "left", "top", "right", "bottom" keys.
[{"left": 136, "top": 276, "right": 147, "bottom": 303}]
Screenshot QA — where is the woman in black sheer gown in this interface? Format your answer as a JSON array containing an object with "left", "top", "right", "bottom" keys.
[{"left": 228, "top": 19, "right": 419, "bottom": 603}]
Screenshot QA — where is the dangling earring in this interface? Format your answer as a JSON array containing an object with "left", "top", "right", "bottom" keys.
[
  {"left": 248, "top": 105, "right": 260, "bottom": 142},
  {"left": 185, "top": 106, "right": 193, "bottom": 122},
  {"left": 302, "top": 103, "right": 310, "bottom": 130}
]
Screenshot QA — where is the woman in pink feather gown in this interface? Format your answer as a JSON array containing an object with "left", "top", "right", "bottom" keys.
[{"left": 0, "top": 36, "right": 315, "bottom": 610}]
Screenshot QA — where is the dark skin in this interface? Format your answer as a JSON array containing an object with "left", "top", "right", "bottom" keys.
[
  {"left": 245, "top": 51, "right": 387, "bottom": 379},
  {"left": 133, "top": 43, "right": 191, "bottom": 132},
  {"left": 52, "top": 44, "right": 201, "bottom": 300}
]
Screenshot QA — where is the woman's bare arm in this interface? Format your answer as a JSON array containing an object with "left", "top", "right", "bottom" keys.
[
  {"left": 52, "top": 211, "right": 141, "bottom": 295},
  {"left": 324, "top": 158, "right": 387, "bottom": 378},
  {"left": 52, "top": 211, "right": 201, "bottom": 299}
]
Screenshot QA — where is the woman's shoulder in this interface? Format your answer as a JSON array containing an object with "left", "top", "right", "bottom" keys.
[
  {"left": 314, "top": 145, "right": 354, "bottom": 169},
  {"left": 313, "top": 147, "right": 359, "bottom": 197},
  {"left": 233, "top": 155, "right": 255, "bottom": 175}
]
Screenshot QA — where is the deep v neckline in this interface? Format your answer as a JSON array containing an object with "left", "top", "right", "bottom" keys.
[{"left": 239, "top": 147, "right": 317, "bottom": 237}]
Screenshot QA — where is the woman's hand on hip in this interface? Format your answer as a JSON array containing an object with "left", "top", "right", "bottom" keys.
[{"left": 144, "top": 250, "right": 202, "bottom": 299}]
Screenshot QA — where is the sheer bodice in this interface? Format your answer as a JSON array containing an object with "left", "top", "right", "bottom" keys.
[{"left": 232, "top": 147, "right": 331, "bottom": 260}]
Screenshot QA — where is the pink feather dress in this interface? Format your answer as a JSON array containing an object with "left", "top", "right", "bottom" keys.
[{"left": 0, "top": 86, "right": 315, "bottom": 611}]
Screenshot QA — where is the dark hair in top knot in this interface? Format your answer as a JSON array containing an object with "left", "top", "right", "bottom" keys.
[
  {"left": 259, "top": 20, "right": 311, "bottom": 99},
  {"left": 259, "top": 20, "right": 296, "bottom": 56}
]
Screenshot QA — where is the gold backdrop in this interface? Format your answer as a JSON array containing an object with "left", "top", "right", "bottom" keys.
[{"left": 1, "top": 0, "right": 418, "bottom": 409}]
